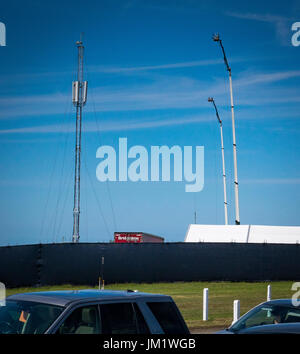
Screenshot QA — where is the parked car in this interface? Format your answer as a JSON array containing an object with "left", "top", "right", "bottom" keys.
[
  {"left": 232, "top": 322, "right": 300, "bottom": 334},
  {"left": 0, "top": 289, "right": 190, "bottom": 334},
  {"left": 216, "top": 299, "right": 300, "bottom": 334}
]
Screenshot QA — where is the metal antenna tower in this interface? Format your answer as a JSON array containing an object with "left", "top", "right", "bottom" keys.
[
  {"left": 213, "top": 33, "right": 240, "bottom": 225},
  {"left": 72, "top": 37, "right": 88, "bottom": 242},
  {"left": 208, "top": 97, "right": 228, "bottom": 225}
]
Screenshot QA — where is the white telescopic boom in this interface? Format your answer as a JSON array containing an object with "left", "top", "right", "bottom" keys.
[
  {"left": 213, "top": 34, "right": 240, "bottom": 225},
  {"left": 208, "top": 97, "right": 228, "bottom": 225},
  {"left": 228, "top": 71, "right": 240, "bottom": 225},
  {"left": 219, "top": 121, "right": 228, "bottom": 225}
]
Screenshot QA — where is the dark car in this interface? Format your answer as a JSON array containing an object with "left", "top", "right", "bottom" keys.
[
  {"left": 234, "top": 322, "right": 300, "bottom": 334},
  {"left": 0, "top": 289, "right": 190, "bottom": 334},
  {"left": 216, "top": 299, "right": 300, "bottom": 334}
]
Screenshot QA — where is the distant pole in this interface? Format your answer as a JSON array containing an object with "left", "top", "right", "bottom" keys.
[
  {"left": 213, "top": 33, "right": 240, "bottom": 225},
  {"left": 267, "top": 284, "right": 272, "bottom": 301},
  {"left": 72, "top": 36, "right": 88, "bottom": 242},
  {"left": 203, "top": 288, "right": 209, "bottom": 321},
  {"left": 208, "top": 97, "right": 228, "bottom": 225},
  {"left": 101, "top": 256, "right": 105, "bottom": 290},
  {"left": 233, "top": 300, "right": 240, "bottom": 323}
]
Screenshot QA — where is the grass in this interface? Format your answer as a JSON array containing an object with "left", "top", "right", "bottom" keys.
[{"left": 5, "top": 281, "right": 296, "bottom": 330}]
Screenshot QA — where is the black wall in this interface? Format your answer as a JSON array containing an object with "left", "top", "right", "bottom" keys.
[{"left": 0, "top": 242, "right": 299, "bottom": 288}]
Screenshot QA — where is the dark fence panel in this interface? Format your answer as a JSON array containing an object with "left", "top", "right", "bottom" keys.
[
  {"left": 0, "top": 244, "right": 39, "bottom": 288},
  {"left": 0, "top": 242, "right": 300, "bottom": 288}
]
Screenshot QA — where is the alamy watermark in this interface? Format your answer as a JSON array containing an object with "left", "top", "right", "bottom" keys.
[
  {"left": 291, "top": 282, "right": 300, "bottom": 306},
  {"left": 0, "top": 282, "right": 5, "bottom": 306},
  {"left": 0, "top": 22, "right": 6, "bottom": 46},
  {"left": 291, "top": 22, "right": 300, "bottom": 47},
  {"left": 96, "top": 138, "right": 204, "bottom": 192}
]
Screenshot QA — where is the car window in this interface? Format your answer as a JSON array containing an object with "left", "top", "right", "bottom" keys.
[
  {"left": 243, "top": 307, "right": 277, "bottom": 328},
  {"left": 231, "top": 305, "right": 300, "bottom": 332},
  {"left": 283, "top": 309, "right": 300, "bottom": 323},
  {"left": 0, "top": 300, "right": 63, "bottom": 334},
  {"left": 147, "top": 301, "right": 186, "bottom": 334},
  {"left": 100, "top": 302, "right": 143, "bottom": 334},
  {"left": 57, "top": 305, "right": 100, "bottom": 334}
]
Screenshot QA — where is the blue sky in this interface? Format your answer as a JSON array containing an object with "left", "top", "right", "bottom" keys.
[{"left": 0, "top": 0, "right": 299, "bottom": 245}]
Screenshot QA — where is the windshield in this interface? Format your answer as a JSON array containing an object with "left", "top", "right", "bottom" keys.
[
  {"left": 0, "top": 300, "right": 64, "bottom": 334},
  {"left": 230, "top": 304, "right": 300, "bottom": 332}
]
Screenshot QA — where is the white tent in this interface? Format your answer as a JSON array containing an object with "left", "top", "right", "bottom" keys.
[{"left": 184, "top": 224, "right": 300, "bottom": 244}]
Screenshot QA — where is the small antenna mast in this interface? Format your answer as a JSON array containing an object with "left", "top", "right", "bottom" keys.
[{"left": 72, "top": 36, "right": 88, "bottom": 243}]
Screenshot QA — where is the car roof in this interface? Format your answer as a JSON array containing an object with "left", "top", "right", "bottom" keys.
[
  {"left": 261, "top": 299, "right": 300, "bottom": 307},
  {"left": 7, "top": 289, "right": 170, "bottom": 307}
]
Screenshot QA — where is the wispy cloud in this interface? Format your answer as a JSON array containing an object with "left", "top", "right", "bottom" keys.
[
  {"left": 0, "top": 56, "right": 251, "bottom": 87},
  {"left": 1, "top": 69, "right": 300, "bottom": 120},
  {"left": 225, "top": 11, "right": 294, "bottom": 46},
  {"left": 0, "top": 70, "right": 73, "bottom": 85},
  {"left": 0, "top": 92, "right": 68, "bottom": 106},
  {"left": 242, "top": 178, "right": 300, "bottom": 185},
  {"left": 0, "top": 179, "right": 48, "bottom": 187},
  {"left": 0, "top": 114, "right": 212, "bottom": 135},
  {"left": 1, "top": 101, "right": 300, "bottom": 137},
  {"left": 0, "top": 59, "right": 223, "bottom": 85},
  {"left": 89, "top": 58, "right": 226, "bottom": 73},
  {"left": 234, "top": 70, "right": 300, "bottom": 87}
]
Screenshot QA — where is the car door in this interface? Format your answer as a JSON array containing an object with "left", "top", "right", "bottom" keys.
[
  {"left": 99, "top": 301, "right": 150, "bottom": 334},
  {"left": 52, "top": 300, "right": 151, "bottom": 334},
  {"left": 55, "top": 304, "right": 101, "bottom": 334}
]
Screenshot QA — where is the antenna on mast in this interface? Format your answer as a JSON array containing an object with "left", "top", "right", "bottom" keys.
[
  {"left": 72, "top": 37, "right": 88, "bottom": 243},
  {"left": 208, "top": 97, "right": 228, "bottom": 225}
]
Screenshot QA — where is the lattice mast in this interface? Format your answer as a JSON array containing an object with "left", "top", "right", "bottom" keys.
[{"left": 72, "top": 38, "right": 88, "bottom": 242}]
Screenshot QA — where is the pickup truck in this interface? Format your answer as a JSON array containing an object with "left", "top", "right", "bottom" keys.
[{"left": 0, "top": 289, "right": 190, "bottom": 334}]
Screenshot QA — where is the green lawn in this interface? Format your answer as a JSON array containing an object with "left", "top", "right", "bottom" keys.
[{"left": 5, "top": 281, "right": 296, "bottom": 330}]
